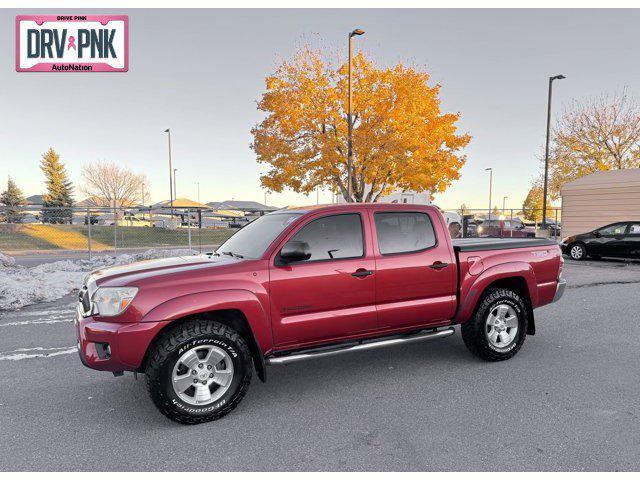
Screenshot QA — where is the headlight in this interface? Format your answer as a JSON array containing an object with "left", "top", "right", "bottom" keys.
[
  {"left": 92, "top": 287, "right": 138, "bottom": 317},
  {"left": 561, "top": 236, "right": 574, "bottom": 244}
]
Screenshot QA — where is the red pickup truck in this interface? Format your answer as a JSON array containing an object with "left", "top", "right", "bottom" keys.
[{"left": 76, "top": 204, "right": 565, "bottom": 424}]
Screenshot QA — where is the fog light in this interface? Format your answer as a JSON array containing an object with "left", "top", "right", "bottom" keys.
[{"left": 95, "top": 342, "right": 111, "bottom": 360}]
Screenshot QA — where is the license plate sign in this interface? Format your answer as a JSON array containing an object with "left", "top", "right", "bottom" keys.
[{"left": 16, "top": 15, "right": 128, "bottom": 72}]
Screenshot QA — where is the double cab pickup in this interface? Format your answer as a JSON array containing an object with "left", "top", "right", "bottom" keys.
[{"left": 76, "top": 203, "right": 565, "bottom": 424}]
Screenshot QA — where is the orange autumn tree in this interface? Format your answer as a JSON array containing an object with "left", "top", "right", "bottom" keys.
[{"left": 251, "top": 47, "right": 471, "bottom": 203}]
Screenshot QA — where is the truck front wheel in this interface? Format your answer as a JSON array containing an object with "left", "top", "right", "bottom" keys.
[
  {"left": 461, "top": 287, "right": 528, "bottom": 361},
  {"left": 145, "top": 319, "right": 253, "bottom": 424}
]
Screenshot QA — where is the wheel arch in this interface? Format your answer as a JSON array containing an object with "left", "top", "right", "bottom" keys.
[
  {"left": 480, "top": 277, "right": 535, "bottom": 335},
  {"left": 138, "top": 290, "right": 272, "bottom": 382},
  {"left": 456, "top": 262, "right": 537, "bottom": 335},
  {"left": 139, "top": 308, "right": 267, "bottom": 382}
]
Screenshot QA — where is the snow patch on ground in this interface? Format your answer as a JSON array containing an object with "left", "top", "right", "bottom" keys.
[{"left": 0, "top": 249, "right": 196, "bottom": 311}]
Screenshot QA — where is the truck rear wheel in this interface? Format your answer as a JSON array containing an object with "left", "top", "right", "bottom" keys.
[
  {"left": 461, "top": 287, "right": 528, "bottom": 361},
  {"left": 145, "top": 319, "right": 252, "bottom": 424}
]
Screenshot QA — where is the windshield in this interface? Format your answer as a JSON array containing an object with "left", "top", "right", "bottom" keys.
[{"left": 216, "top": 212, "right": 303, "bottom": 259}]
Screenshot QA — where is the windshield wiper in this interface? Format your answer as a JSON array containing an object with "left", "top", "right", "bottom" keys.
[{"left": 220, "top": 250, "right": 244, "bottom": 259}]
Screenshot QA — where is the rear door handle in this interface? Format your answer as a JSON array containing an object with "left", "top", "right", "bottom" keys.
[
  {"left": 428, "top": 262, "right": 449, "bottom": 270},
  {"left": 351, "top": 269, "right": 374, "bottom": 278}
]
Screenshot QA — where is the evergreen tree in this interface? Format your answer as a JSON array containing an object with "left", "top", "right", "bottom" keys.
[
  {"left": 40, "top": 148, "right": 74, "bottom": 224},
  {"left": 0, "top": 177, "right": 26, "bottom": 223}
]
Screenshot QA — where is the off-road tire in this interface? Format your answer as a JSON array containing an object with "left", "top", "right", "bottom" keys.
[
  {"left": 145, "top": 319, "right": 252, "bottom": 424},
  {"left": 461, "top": 287, "right": 528, "bottom": 361}
]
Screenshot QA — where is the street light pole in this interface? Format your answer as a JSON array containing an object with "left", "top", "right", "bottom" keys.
[
  {"left": 503, "top": 195, "right": 508, "bottom": 213},
  {"left": 542, "top": 74, "right": 565, "bottom": 229},
  {"left": 485, "top": 167, "right": 493, "bottom": 219},
  {"left": 173, "top": 168, "right": 178, "bottom": 201},
  {"left": 164, "top": 128, "right": 173, "bottom": 213},
  {"left": 347, "top": 28, "right": 365, "bottom": 203}
]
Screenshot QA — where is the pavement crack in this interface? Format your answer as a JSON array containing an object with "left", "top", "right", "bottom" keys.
[{"left": 568, "top": 280, "right": 640, "bottom": 289}]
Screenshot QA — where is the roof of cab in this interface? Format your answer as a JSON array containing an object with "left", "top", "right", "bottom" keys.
[{"left": 267, "top": 203, "right": 436, "bottom": 215}]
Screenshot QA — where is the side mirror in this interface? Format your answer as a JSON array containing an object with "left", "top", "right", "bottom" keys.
[{"left": 278, "top": 241, "right": 311, "bottom": 264}]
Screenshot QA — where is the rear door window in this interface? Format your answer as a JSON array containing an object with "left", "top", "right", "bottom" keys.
[
  {"left": 628, "top": 223, "right": 640, "bottom": 235},
  {"left": 374, "top": 212, "right": 436, "bottom": 255}
]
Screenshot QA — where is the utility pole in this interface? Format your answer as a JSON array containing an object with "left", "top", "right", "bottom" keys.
[
  {"left": 347, "top": 28, "right": 365, "bottom": 203},
  {"left": 542, "top": 74, "right": 566, "bottom": 228},
  {"left": 164, "top": 128, "right": 173, "bottom": 214},
  {"left": 173, "top": 168, "right": 178, "bottom": 201},
  {"left": 485, "top": 167, "right": 493, "bottom": 219}
]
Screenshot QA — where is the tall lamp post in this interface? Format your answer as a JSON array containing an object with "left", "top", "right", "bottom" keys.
[
  {"left": 173, "top": 168, "right": 178, "bottom": 201},
  {"left": 163, "top": 128, "right": 173, "bottom": 214},
  {"left": 485, "top": 167, "right": 493, "bottom": 219},
  {"left": 542, "top": 74, "right": 565, "bottom": 228},
  {"left": 347, "top": 28, "right": 365, "bottom": 203},
  {"left": 502, "top": 195, "right": 508, "bottom": 213}
]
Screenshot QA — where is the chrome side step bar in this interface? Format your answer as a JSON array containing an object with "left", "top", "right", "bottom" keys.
[{"left": 265, "top": 327, "right": 455, "bottom": 366}]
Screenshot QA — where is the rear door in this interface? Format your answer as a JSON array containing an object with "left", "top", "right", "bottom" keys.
[
  {"left": 371, "top": 209, "right": 457, "bottom": 330},
  {"left": 624, "top": 223, "right": 640, "bottom": 257},
  {"left": 269, "top": 211, "right": 377, "bottom": 348},
  {"left": 590, "top": 223, "right": 628, "bottom": 257}
]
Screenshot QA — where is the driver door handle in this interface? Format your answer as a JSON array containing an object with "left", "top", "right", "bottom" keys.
[{"left": 351, "top": 269, "right": 374, "bottom": 278}]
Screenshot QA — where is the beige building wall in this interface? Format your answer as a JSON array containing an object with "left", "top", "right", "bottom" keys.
[{"left": 560, "top": 168, "right": 640, "bottom": 238}]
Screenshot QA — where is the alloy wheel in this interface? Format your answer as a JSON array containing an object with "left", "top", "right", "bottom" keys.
[
  {"left": 485, "top": 304, "right": 519, "bottom": 351},
  {"left": 171, "top": 345, "right": 234, "bottom": 406}
]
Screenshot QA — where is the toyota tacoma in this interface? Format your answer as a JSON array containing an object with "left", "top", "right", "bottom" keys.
[{"left": 76, "top": 204, "right": 565, "bottom": 424}]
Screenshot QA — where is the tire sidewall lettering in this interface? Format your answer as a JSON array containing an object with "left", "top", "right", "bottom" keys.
[{"left": 166, "top": 336, "right": 241, "bottom": 415}]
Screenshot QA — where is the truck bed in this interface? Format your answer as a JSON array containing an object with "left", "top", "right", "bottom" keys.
[{"left": 452, "top": 237, "right": 557, "bottom": 252}]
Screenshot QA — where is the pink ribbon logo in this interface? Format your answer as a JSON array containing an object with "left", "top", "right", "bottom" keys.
[{"left": 67, "top": 35, "right": 77, "bottom": 51}]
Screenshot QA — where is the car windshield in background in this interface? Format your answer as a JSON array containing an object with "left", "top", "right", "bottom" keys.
[{"left": 215, "top": 212, "right": 303, "bottom": 259}]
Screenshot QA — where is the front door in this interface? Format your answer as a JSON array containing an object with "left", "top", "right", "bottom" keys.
[
  {"left": 371, "top": 209, "right": 457, "bottom": 330},
  {"left": 269, "top": 212, "right": 377, "bottom": 348}
]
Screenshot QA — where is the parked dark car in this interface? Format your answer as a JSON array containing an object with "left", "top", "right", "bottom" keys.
[{"left": 561, "top": 221, "right": 640, "bottom": 260}]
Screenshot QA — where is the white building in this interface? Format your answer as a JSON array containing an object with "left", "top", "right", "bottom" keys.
[{"left": 335, "top": 189, "right": 432, "bottom": 205}]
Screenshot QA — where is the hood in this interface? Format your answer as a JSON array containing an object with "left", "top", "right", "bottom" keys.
[{"left": 88, "top": 254, "right": 240, "bottom": 286}]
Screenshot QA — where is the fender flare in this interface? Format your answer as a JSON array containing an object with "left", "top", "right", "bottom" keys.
[
  {"left": 141, "top": 289, "right": 272, "bottom": 380},
  {"left": 455, "top": 261, "right": 538, "bottom": 324}
]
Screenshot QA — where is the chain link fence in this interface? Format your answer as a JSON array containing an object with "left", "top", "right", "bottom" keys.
[
  {"left": 0, "top": 205, "right": 241, "bottom": 259},
  {"left": 0, "top": 204, "right": 563, "bottom": 259},
  {"left": 449, "top": 207, "right": 562, "bottom": 240}
]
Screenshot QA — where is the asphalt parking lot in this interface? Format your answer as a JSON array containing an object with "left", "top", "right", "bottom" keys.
[{"left": 1, "top": 258, "right": 640, "bottom": 471}]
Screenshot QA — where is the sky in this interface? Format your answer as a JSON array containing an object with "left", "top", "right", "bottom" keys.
[{"left": 2, "top": 8, "right": 640, "bottom": 210}]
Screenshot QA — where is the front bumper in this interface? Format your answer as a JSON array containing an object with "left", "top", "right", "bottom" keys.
[
  {"left": 552, "top": 278, "right": 566, "bottom": 303},
  {"left": 559, "top": 242, "right": 570, "bottom": 255},
  {"left": 75, "top": 306, "right": 167, "bottom": 372}
]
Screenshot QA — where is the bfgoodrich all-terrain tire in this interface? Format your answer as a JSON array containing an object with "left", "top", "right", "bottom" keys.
[
  {"left": 461, "top": 287, "right": 528, "bottom": 361},
  {"left": 145, "top": 319, "right": 252, "bottom": 424}
]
